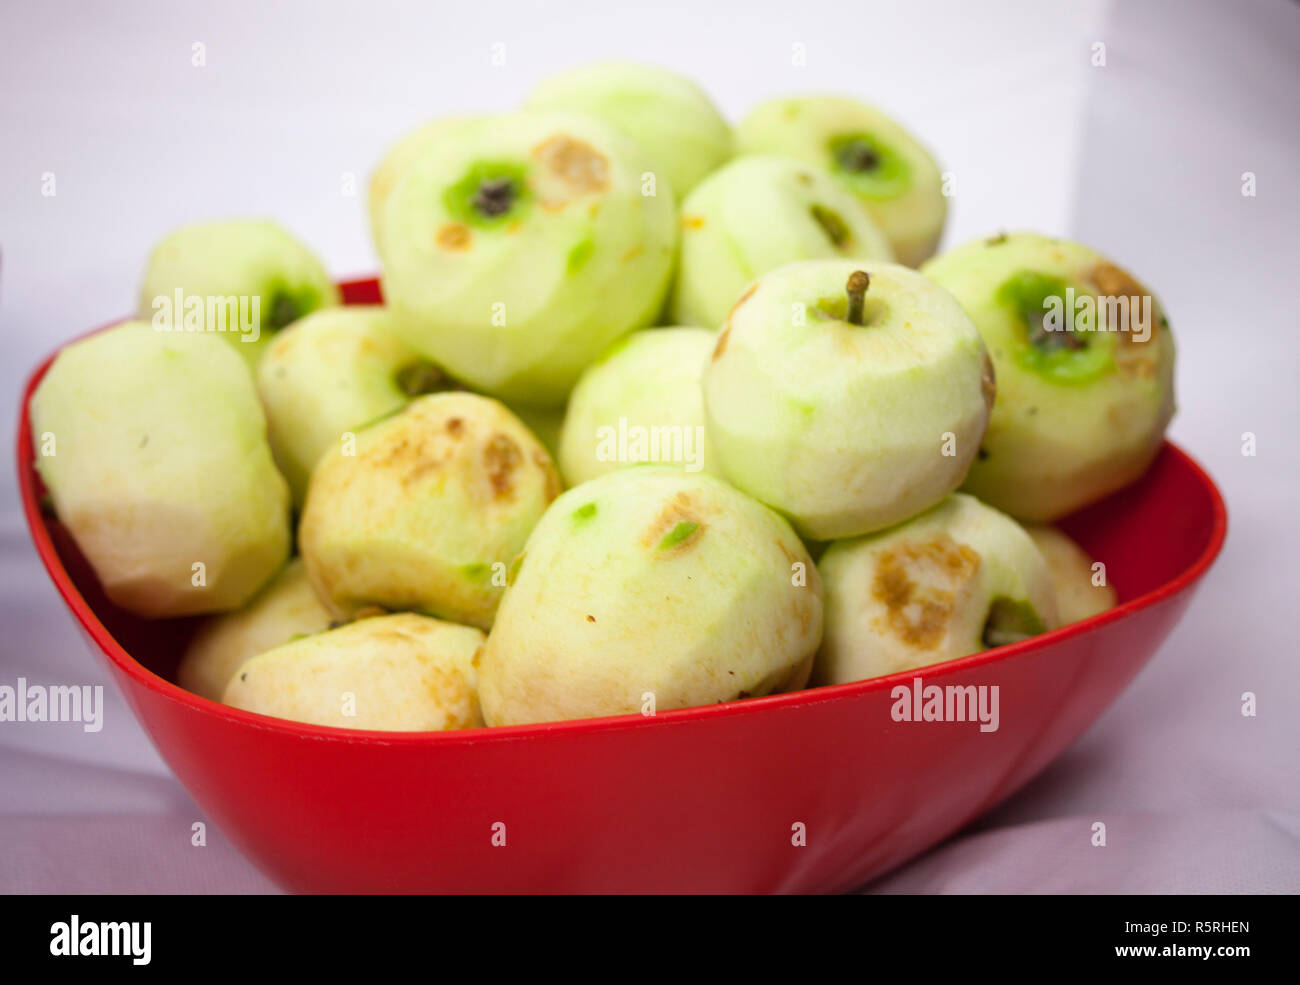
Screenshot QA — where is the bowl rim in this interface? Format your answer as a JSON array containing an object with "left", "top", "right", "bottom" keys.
[{"left": 15, "top": 282, "right": 1229, "bottom": 747}]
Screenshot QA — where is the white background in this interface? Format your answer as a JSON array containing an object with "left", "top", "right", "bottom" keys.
[{"left": 1, "top": 0, "right": 1297, "bottom": 891}]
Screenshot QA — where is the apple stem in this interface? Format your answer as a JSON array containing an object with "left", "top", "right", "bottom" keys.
[{"left": 846, "top": 270, "right": 870, "bottom": 326}]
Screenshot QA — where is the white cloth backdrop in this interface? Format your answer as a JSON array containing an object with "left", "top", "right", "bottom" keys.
[{"left": 0, "top": 0, "right": 1296, "bottom": 893}]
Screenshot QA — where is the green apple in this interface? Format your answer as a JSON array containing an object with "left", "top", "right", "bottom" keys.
[
  {"left": 30, "top": 322, "right": 291, "bottom": 617},
  {"left": 1026, "top": 525, "right": 1117, "bottom": 624},
  {"left": 558, "top": 327, "right": 718, "bottom": 487},
  {"left": 477, "top": 467, "right": 823, "bottom": 726},
  {"left": 922, "top": 232, "right": 1175, "bottom": 521},
  {"left": 736, "top": 97, "right": 947, "bottom": 267},
  {"left": 222, "top": 612, "right": 484, "bottom": 731},
  {"left": 139, "top": 219, "right": 339, "bottom": 368},
  {"left": 814, "top": 493, "right": 1059, "bottom": 685},
  {"left": 703, "top": 259, "right": 994, "bottom": 540},
  {"left": 178, "top": 559, "right": 332, "bottom": 702},
  {"left": 256, "top": 305, "right": 452, "bottom": 506},
  {"left": 671, "top": 154, "right": 894, "bottom": 328},
  {"left": 368, "top": 116, "right": 477, "bottom": 251},
  {"left": 299, "top": 391, "right": 561, "bottom": 630},
  {"left": 524, "top": 62, "right": 732, "bottom": 199},
  {"left": 377, "top": 110, "right": 678, "bottom": 406}
]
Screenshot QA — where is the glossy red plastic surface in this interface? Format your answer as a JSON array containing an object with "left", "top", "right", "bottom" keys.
[{"left": 16, "top": 279, "right": 1227, "bottom": 893}]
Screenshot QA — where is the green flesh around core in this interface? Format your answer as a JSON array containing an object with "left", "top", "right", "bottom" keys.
[
  {"left": 809, "top": 204, "right": 852, "bottom": 250},
  {"left": 827, "top": 133, "right": 910, "bottom": 199},
  {"left": 443, "top": 160, "right": 532, "bottom": 228},
  {"left": 995, "top": 270, "right": 1115, "bottom": 384},
  {"left": 657, "top": 521, "right": 699, "bottom": 550},
  {"left": 981, "top": 596, "right": 1046, "bottom": 648}
]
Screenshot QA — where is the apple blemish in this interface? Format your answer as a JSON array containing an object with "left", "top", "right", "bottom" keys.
[{"left": 531, "top": 135, "right": 610, "bottom": 196}]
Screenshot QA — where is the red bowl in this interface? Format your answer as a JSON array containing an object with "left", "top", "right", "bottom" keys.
[{"left": 15, "top": 279, "right": 1227, "bottom": 893}]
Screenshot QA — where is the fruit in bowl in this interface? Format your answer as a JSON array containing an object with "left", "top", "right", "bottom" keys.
[
  {"left": 29, "top": 322, "right": 290, "bottom": 618},
  {"left": 139, "top": 219, "right": 339, "bottom": 368},
  {"left": 1026, "top": 525, "right": 1118, "bottom": 624},
  {"left": 671, "top": 154, "right": 895, "bottom": 328},
  {"left": 299, "top": 391, "right": 560, "bottom": 630},
  {"left": 223, "top": 613, "right": 484, "bottom": 731},
  {"left": 922, "top": 232, "right": 1175, "bottom": 521},
  {"left": 376, "top": 111, "right": 678, "bottom": 407},
  {"left": 256, "top": 305, "right": 452, "bottom": 506},
  {"left": 477, "top": 467, "right": 822, "bottom": 726},
  {"left": 557, "top": 326, "right": 719, "bottom": 486},
  {"left": 524, "top": 62, "right": 733, "bottom": 199},
  {"left": 14, "top": 62, "right": 1228, "bottom": 893},
  {"left": 178, "top": 558, "right": 332, "bottom": 702},
  {"left": 703, "top": 258, "right": 994, "bottom": 540},
  {"left": 736, "top": 96, "right": 947, "bottom": 266},
  {"left": 814, "top": 493, "right": 1059, "bottom": 686},
  {"left": 17, "top": 277, "right": 1226, "bottom": 892}
]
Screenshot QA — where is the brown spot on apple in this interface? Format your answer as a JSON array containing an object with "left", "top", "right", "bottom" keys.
[
  {"left": 531, "top": 135, "right": 610, "bottom": 196},
  {"left": 436, "top": 223, "right": 472, "bottom": 251},
  {"left": 980, "top": 352, "right": 997, "bottom": 410},
  {"left": 483, "top": 433, "right": 522, "bottom": 498},
  {"left": 533, "top": 449, "right": 561, "bottom": 501},
  {"left": 366, "top": 431, "right": 448, "bottom": 487},
  {"left": 1088, "top": 261, "right": 1161, "bottom": 378},
  {"left": 712, "top": 326, "right": 731, "bottom": 361},
  {"left": 1087, "top": 261, "right": 1143, "bottom": 304},
  {"left": 641, "top": 494, "right": 703, "bottom": 555},
  {"left": 871, "top": 533, "right": 981, "bottom": 650},
  {"left": 727, "top": 283, "right": 758, "bottom": 322}
]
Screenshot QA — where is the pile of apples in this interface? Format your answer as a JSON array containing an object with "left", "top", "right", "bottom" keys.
[{"left": 31, "top": 63, "right": 1175, "bottom": 730}]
